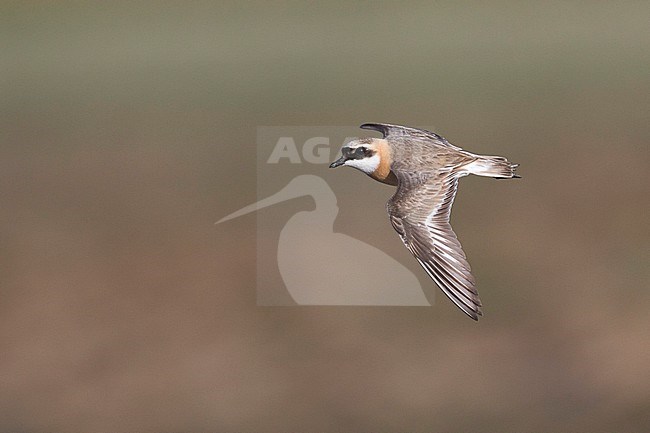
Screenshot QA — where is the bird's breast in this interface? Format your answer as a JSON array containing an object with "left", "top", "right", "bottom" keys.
[{"left": 370, "top": 139, "right": 397, "bottom": 185}]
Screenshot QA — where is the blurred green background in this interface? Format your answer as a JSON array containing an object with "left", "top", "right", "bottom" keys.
[{"left": 1, "top": 2, "right": 649, "bottom": 432}]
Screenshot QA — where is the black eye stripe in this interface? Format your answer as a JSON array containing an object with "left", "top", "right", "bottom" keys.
[{"left": 343, "top": 146, "right": 374, "bottom": 159}]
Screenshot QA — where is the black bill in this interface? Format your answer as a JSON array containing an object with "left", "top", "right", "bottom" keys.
[{"left": 329, "top": 155, "right": 347, "bottom": 168}]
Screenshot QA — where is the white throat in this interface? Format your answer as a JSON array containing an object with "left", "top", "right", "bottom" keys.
[{"left": 344, "top": 154, "right": 380, "bottom": 174}]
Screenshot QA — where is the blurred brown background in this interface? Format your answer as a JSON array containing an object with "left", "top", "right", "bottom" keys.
[{"left": 1, "top": 2, "right": 649, "bottom": 432}]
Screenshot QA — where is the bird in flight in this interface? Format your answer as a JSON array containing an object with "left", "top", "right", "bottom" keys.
[{"left": 329, "top": 123, "right": 519, "bottom": 320}]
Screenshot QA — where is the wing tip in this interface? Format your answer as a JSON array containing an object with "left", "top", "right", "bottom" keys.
[
  {"left": 418, "top": 258, "right": 484, "bottom": 321},
  {"left": 359, "top": 122, "right": 389, "bottom": 137},
  {"left": 466, "top": 307, "right": 483, "bottom": 321},
  {"left": 454, "top": 296, "right": 483, "bottom": 321}
]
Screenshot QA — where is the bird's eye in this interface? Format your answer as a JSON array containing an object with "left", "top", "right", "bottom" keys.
[{"left": 358, "top": 146, "right": 367, "bottom": 153}]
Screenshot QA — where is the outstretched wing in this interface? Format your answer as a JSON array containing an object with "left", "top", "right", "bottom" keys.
[
  {"left": 360, "top": 122, "right": 463, "bottom": 151},
  {"left": 388, "top": 171, "right": 482, "bottom": 320}
]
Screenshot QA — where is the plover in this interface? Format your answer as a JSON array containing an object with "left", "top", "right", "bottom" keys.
[{"left": 329, "top": 123, "right": 519, "bottom": 320}]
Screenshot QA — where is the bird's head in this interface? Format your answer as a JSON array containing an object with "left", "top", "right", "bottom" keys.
[
  {"left": 329, "top": 137, "right": 395, "bottom": 185},
  {"left": 329, "top": 138, "right": 383, "bottom": 173}
]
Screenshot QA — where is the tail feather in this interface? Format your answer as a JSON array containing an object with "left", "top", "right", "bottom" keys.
[{"left": 465, "top": 155, "right": 520, "bottom": 179}]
